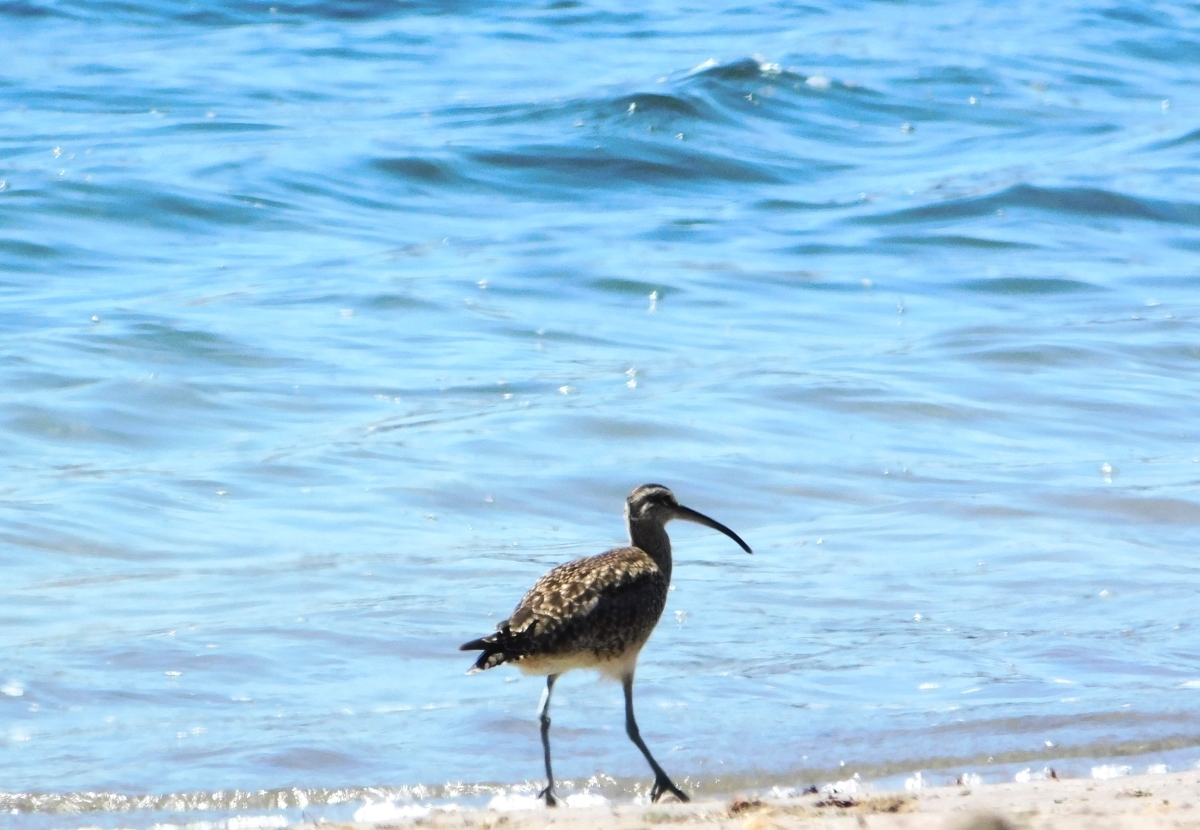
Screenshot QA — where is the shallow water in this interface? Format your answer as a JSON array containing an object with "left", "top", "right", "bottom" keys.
[{"left": 4, "top": 0, "right": 1200, "bottom": 826}]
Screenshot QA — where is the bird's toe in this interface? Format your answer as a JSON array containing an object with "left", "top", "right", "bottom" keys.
[{"left": 650, "top": 777, "right": 689, "bottom": 803}]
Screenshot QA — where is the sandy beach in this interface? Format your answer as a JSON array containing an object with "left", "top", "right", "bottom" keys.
[{"left": 323, "top": 768, "right": 1200, "bottom": 830}]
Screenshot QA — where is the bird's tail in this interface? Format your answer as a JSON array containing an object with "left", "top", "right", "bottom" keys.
[{"left": 459, "top": 633, "right": 510, "bottom": 674}]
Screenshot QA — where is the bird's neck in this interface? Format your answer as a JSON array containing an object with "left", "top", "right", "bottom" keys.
[{"left": 628, "top": 519, "right": 672, "bottom": 579}]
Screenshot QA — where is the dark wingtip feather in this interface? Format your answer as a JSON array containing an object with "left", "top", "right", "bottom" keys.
[
  {"left": 472, "top": 649, "right": 508, "bottom": 672},
  {"left": 461, "top": 647, "right": 508, "bottom": 673},
  {"left": 460, "top": 633, "right": 509, "bottom": 673}
]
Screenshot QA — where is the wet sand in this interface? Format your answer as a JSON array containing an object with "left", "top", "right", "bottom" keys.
[{"left": 320, "top": 768, "right": 1200, "bottom": 829}]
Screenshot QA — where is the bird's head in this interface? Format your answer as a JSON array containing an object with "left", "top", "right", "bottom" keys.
[{"left": 625, "top": 483, "right": 752, "bottom": 553}]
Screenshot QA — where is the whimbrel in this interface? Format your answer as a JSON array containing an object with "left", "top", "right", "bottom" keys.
[{"left": 460, "top": 484, "right": 751, "bottom": 806}]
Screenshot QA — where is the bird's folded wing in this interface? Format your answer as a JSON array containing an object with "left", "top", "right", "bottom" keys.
[{"left": 502, "top": 547, "right": 664, "bottom": 651}]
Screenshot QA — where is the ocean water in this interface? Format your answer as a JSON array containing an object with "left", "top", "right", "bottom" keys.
[{"left": 4, "top": 0, "right": 1200, "bottom": 826}]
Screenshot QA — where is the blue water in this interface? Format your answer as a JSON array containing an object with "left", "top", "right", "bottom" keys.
[{"left": 4, "top": 0, "right": 1200, "bottom": 825}]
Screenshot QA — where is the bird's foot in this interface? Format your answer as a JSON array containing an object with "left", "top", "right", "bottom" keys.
[
  {"left": 650, "top": 775, "right": 689, "bottom": 803},
  {"left": 538, "top": 785, "right": 559, "bottom": 807}
]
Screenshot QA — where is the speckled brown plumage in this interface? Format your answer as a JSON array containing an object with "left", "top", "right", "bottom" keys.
[{"left": 463, "top": 546, "right": 668, "bottom": 674}]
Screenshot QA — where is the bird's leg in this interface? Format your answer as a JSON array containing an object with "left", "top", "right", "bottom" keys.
[
  {"left": 537, "top": 674, "right": 559, "bottom": 807},
  {"left": 622, "top": 674, "right": 689, "bottom": 803}
]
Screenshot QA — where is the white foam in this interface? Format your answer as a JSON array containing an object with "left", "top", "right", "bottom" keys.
[
  {"left": 353, "top": 801, "right": 430, "bottom": 822},
  {"left": 1014, "top": 768, "right": 1052, "bottom": 783},
  {"left": 806, "top": 75, "right": 831, "bottom": 91},
  {"left": 1179, "top": 680, "right": 1200, "bottom": 689},
  {"left": 486, "top": 793, "right": 544, "bottom": 811},
  {"left": 903, "top": 771, "right": 924, "bottom": 791},
  {"left": 959, "top": 772, "right": 982, "bottom": 786},
  {"left": 1147, "top": 764, "right": 1169, "bottom": 774},
  {"left": 564, "top": 793, "right": 608, "bottom": 807},
  {"left": 225, "top": 816, "right": 288, "bottom": 830},
  {"left": 820, "top": 773, "right": 861, "bottom": 796},
  {"left": 1, "top": 681, "right": 24, "bottom": 697},
  {"left": 1091, "top": 764, "right": 1132, "bottom": 780}
]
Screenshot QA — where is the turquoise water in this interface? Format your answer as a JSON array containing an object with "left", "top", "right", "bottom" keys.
[{"left": 4, "top": 0, "right": 1200, "bottom": 825}]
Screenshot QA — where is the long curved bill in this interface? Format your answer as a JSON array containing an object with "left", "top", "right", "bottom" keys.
[{"left": 675, "top": 505, "right": 753, "bottom": 554}]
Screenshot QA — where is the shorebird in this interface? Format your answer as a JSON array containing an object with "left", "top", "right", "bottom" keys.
[{"left": 460, "top": 484, "right": 751, "bottom": 806}]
